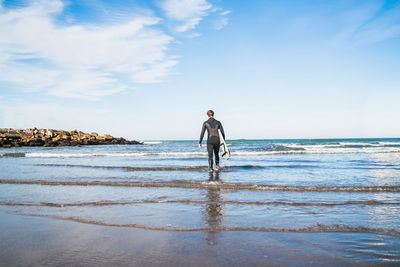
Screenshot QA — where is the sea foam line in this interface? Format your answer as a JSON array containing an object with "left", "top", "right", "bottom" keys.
[
  {"left": 1, "top": 200, "right": 399, "bottom": 207},
  {"left": 1, "top": 147, "right": 398, "bottom": 158},
  {"left": 2, "top": 211, "right": 400, "bottom": 236},
  {"left": 1, "top": 179, "right": 399, "bottom": 192},
  {"left": 36, "top": 163, "right": 264, "bottom": 171}
]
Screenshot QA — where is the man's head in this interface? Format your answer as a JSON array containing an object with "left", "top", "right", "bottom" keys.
[{"left": 207, "top": 110, "right": 214, "bottom": 117}]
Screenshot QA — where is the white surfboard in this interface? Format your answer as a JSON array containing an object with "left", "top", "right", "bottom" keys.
[{"left": 218, "top": 129, "right": 231, "bottom": 158}]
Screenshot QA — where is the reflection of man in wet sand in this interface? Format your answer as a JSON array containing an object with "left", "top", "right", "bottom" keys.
[
  {"left": 204, "top": 172, "right": 225, "bottom": 245},
  {"left": 209, "top": 171, "right": 220, "bottom": 182}
]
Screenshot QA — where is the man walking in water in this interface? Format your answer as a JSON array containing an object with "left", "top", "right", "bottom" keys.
[{"left": 199, "top": 110, "right": 225, "bottom": 172}]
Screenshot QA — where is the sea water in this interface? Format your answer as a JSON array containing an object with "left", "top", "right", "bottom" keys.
[{"left": 0, "top": 138, "right": 399, "bottom": 263}]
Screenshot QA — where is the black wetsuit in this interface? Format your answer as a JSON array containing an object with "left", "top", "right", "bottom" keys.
[{"left": 199, "top": 118, "right": 225, "bottom": 168}]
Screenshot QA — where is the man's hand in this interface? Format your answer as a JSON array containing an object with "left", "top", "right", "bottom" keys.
[{"left": 198, "top": 144, "right": 202, "bottom": 149}]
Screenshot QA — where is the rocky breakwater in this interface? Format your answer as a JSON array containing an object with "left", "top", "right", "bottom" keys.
[{"left": 0, "top": 128, "right": 142, "bottom": 148}]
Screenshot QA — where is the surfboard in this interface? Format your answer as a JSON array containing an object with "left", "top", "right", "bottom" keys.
[{"left": 218, "top": 129, "right": 231, "bottom": 158}]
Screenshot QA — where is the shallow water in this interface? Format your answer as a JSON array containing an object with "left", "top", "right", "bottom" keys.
[{"left": 1, "top": 138, "right": 399, "bottom": 263}]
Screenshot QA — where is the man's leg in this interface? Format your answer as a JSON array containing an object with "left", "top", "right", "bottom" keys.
[
  {"left": 213, "top": 143, "right": 220, "bottom": 170},
  {"left": 207, "top": 143, "right": 214, "bottom": 171}
]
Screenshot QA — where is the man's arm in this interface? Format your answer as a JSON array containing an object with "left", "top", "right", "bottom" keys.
[
  {"left": 220, "top": 123, "right": 225, "bottom": 140},
  {"left": 199, "top": 123, "right": 206, "bottom": 144}
]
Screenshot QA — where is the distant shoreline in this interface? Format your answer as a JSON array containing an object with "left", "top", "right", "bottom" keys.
[{"left": 0, "top": 128, "right": 142, "bottom": 148}]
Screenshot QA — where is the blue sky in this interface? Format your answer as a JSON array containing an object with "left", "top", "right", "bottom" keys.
[{"left": 0, "top": 0, "right": 399, "bottom": 140}]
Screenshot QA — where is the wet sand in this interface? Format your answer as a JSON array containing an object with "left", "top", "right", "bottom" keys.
[{"left": 1, "top": 211, "right": 398, "bottom": 266}]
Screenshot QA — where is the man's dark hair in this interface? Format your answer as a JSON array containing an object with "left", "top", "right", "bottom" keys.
[{"left": 207, "top": 110, "right": 214, "bottom": 117}]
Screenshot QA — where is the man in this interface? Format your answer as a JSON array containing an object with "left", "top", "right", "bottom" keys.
[{"left": 199, "top": 110, "right": 225, "bottom": 172}]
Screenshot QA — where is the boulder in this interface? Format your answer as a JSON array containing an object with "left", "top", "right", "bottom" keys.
[
  {"left": 103, "top": 134, "right": 113, "bottom": 140},
  {"left": 61, "top": 135, "right": 71, "bottom": 140}
]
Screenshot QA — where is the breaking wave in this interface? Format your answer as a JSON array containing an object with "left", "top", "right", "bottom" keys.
[
  {"left": 256, "top": 145, "right": 305, "bottom": 152},
  {"left": 143, "top": 141, "right": 164, "bottom": 145},
  {"left": 1, "top": 147, "right": 398, "bottom": 158}
]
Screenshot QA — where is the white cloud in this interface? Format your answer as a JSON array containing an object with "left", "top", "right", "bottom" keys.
[
  {"left": 160, "top": 0, "right": 212, "bottom": 32},
  {"left": 0, "top": 0, "right": 177, "bottom": 100},
  {"left": 220, "top": 10, "right": 231, "bottom": 16},
  {"left": 48, "top": 70, "right": 126, "bottom": 99}
]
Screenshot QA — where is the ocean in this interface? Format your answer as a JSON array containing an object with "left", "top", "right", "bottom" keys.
[{"left": 1, "top": 138, "right": 399, "bottom": 265}]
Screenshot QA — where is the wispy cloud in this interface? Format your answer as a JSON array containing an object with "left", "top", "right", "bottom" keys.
[
  {"left": 220, "top": 10, "right": 231, "bottom": 16},
  {"left": 351, "top": 3, "right": 400, "bottom": 45},
  {"left": 159, "top": 0, "right": 212, "bottom": 32},
  {"left": 214, "top": 9, "right": 231, "bottom": 30},
  {"left": 0, "top": 0, "right": 177, "bottom": 100},
  {"left": 328, "top": 1, "right": 400, "bottom": 46}
]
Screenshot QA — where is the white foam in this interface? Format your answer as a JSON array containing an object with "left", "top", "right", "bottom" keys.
[
  {"left": 150, "top": 152, "right": 206, "bottom": 156},
  {"left": 143, "top": 141, "right": 164, "bottom": 145},
  {"left": 22, "top": 145, "right": 400, "bottom": 158},
  {"left": 201, "top": 181, "right": 221, "bottom": 185},
  {"left": 26, "top": 153, "right": 148, "bottom": 158},
  {"left": 379, "top": 142, "right": 400, "bottom": 146},
  {"left": 25, "top": 152, "right": 209, "bottom": 158}
]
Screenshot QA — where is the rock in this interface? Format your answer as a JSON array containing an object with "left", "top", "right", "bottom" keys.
[
  {"left": 61, "top": 135, "right": 71, "bottom": 140},
  {"left": 103, "top": 134, "right": 113, "bottom": 140},
  {"left": 0, "top": 128, "right": 143, "bottom": 147},
  {"left": 45, "top": 129, "right": 54, "bottom": 138},
  {"left": 58, "top": 141, "right": 70, "bottom": 146}
]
